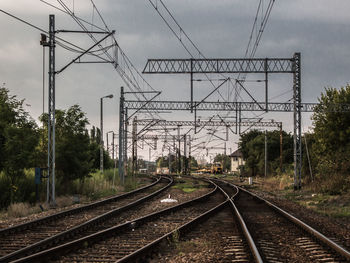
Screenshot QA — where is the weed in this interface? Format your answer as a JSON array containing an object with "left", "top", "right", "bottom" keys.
[
  {"left": 6, "top": 202, "right": 41, "bottom": 218},
  {"left": 171, "top": 229, "right": 180, "bottom": 244}
]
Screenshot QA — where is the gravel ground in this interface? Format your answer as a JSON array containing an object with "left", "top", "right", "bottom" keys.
[
  {"left": 225, "top": 176, "right": 350, "bottom": 251},
  {"left": 0, "top": 177, "right": 211, "bottom": 230},
  {"left": 0, "top": 177, "right": 154, "bottom": 229},
  {"left": 247, "top": 186, "right": 350, "bottom": 250}
]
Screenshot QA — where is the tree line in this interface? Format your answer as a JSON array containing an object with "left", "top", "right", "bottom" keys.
[
  {"left": 238, "top": 85, "right": 350, "bottom": 194},
  {"left": 0, "top": 87, "right": 113, "bottom": 208}
]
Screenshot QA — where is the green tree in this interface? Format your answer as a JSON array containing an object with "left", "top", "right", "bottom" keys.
[
  {"left": 40, "top": 105, "right": 92, "bottom": 186},
  {"left": 311, "top": 85, "right": 350, "bottom": 193},
  {"left": 213, "top": 154, "right": 230, "bottom": 171},
  {"left": 0, "top": 87, "right": 39, "bottom": 203},
  {"left": 239, "top": 129, "right": 293, "bottom": 176},
  {"left": 189, "top": 156, "right": 198, "bottom": 169}
]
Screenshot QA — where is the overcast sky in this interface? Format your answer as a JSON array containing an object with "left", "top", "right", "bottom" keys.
[{"left": 1, "top": 0, "right": 349, "bottom": 160}]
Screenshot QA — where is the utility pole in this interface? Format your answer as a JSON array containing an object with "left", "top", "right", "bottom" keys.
[
  {"left": 100, "top": 94, "right": 113, "bottom": 173},
  {"left": 47, "top": 14, "right": 56, "bottom": 206},
  {"left": 39, "top": 15, "right": 115, "bottom": 204},
  {"left": 293, "top": 52, "right": 302, "bottom": 189},
  {"left": 124, "top": 107, "right": 128, "bottom": 177},
  {"left": 188, "top": 135, "right": 191, "bottom": 176},
  {"left": 168, "top": 146, "right": 171, "bottom": 174},
  {"left": 119, "top": 87, "right": 125, "bottom": 184},
  {"left": 183, "top": 134, "right": 187, "bottom": 175},
  {"left": 112, "top": 132, "right": 115, "bottom": 186},
  {"left": 280, "top": 124, "right": 283, "bottom": 171},
  {"left": 173, "top": 137, "right": 176, "bottom": 174},
  {"left": 106, "top": 132, "right": 109, "bottom": 156},
  {"left": 148, "top": 147, "right": 151, "bottom": 172},
  {"left": 265, "top": 130, "right": 268, "bottom": 177},
  {"left": 177, "top": 126, "right": 181, "bottom": 174},
  {"left": 132, "top": 116, "right": 137, "bottom": 177}
]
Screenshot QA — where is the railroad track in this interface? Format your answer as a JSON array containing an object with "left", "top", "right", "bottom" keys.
[
  {"left": 0, "top": 175, "right": 173, "bottom": 262},
  {"left": 3, "top": 177, "right": 350, "bottom": 263},
  {"left": 9, "top": 179, "right": 226, "bottom": 262},
  {"left": 153, "top": 179, "right": 256, "bottom": 262},
  {"left": 234, "top": 185, "right": 350, "bottom": 263}
]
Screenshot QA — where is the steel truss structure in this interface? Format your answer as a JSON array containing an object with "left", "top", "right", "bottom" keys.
[
  {"left": 135, "top": 119, "right": 282, "bottom": 128},
  {"left": 143, "top": 57, "right": 294, "bottom": 74},
  {"left": 140, "top": 52, "right": 303, "bottom": 189},
  {"left": 125, "top": 100, "right": 317, "bottom": 112},
  {"left": 133, "top": 119, "right": 283, "bottom": 174}
]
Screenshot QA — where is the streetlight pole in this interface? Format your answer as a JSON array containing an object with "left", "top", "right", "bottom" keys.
[
  {"left": 100, "top": 94, "right": 113, "bottom": 173},
  {"left": 113, "top": 133, "right": 118, "bottom": 186},
  {"left": 106, "top": 131, "right": 114, "bottom": 159}
]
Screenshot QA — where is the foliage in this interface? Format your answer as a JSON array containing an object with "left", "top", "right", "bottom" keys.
[
  {"left": 0, "top": 87, "right": 39, "bottom": 203},
  {"left": 310, "top": 85, "right": 350, "bottom": 193},
  {"left": 213, "top": 154, "right": 230, "bottom": 171},
  {"left": 238, "top": 129, "right": 293, "bottom": 176},
  {"left": 40, "top": 105, "right": 91, "bottom": 183},
  {"left": 313, "top": 85, "right": 350, "bottom": 152}
]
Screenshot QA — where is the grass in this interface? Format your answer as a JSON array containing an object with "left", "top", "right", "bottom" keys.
[
  {"left": 289, "top": 191, "right": 350, "bottom": 218},
  {"left": 6, "top": 202, "right": 41, "bottom": 218},
  {"left": 0, "top": 169, "right": 143, "bottom": 220},
  {"left": 171, "top": 178, "right": 208, "bottom": 193},
  {"left": 248, "top": 174, "right": 350, "bottom": 219}
]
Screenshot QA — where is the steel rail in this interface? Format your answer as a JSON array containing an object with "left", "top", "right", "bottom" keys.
[
  {"left": 0, "top": 175, "right": 159, "bottom": 237},
  {"left": 117, "top": 178, "right": 263, "bottom": 263},
  {"left": 117, "top": 179, "right": 231, "bottom": 262},
  {"left": 236, "top": 185, "right": 350, "bottom": 261},
  {"left": 214, "top": 179, "right": 264, "bottom": 263},
  {"left": 0, "top": 176, "right": 173, "bottom": 263},
  {"left": 10, "top": 180, "right": 219, "bottom": 263}
]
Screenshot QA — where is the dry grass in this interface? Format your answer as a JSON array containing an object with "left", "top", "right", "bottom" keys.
[
  {"left": 6, "top": 202, "right": 41, "bottom": 218},
  {"left": 55, "top": 196, "right": 73, "bottom": 207},
  {"left": 254, "top": 174, "right": 294, "bottom": 192}
]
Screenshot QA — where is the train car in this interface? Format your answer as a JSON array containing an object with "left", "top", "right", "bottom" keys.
[{"left": 211, "top": 162, "right": 223, "bottom": 174}]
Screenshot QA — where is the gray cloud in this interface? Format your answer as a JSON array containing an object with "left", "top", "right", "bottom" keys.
[{"left": 1, "top": 0, "right": 350, "bottom": 159}]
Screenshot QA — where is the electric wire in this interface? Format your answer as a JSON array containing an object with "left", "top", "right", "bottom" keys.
[{"left": 148, "top": 0, "right": 275, "bottom": 155}]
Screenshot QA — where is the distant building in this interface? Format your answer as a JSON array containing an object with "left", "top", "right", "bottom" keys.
[
  {"left": 197, "top": 157, "right": 207, "bottom": 166},
  {"left": 229, "top": 149, "right": 245, "bottom": 173},
  {"left": 156, "top": 167, "right": 169, "bottom": 174}
]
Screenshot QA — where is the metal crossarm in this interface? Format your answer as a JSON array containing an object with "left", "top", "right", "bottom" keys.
[
  {"left": 143, "top": 58, "right": 294, "bottom": 74},
  {"left": 124, "top": 100, "right": 318, "bottom": 112},
  {"left": 135, "top": 119, "right": 282, "bottom": 128}
]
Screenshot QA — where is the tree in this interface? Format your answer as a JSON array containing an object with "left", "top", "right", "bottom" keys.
[
  {"left": 238, "top": 129, "right": 293, "bottom": 176},
  {"left": 0, "top": 87, "right": 39, "bottom": 203},
  {"left": 213, "top": 154, "right": 230, "bottom": 171},
  {"left": 40, "top": 105, "right": 93, "bottom": 185},
  {"left": 189, "top": 156, "right": 198, "bottom": 169},
  {"left": 311, "top": 85, "right": 350, "bottom": 193},
  {"left": 313, "top": 85, "right": 350, "bottom": 153}
]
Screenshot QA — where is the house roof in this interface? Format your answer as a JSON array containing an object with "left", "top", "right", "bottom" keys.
[{"left": 229, "top": 149, "right": 243, "bottom": 157}]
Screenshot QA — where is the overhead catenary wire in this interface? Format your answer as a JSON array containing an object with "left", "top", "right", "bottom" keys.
[
  {"left": 147, "top": 0, "right": 276, "bottom": 156},
  {"left": 83, "top": 0, "right": 180, "bottom": 141}
]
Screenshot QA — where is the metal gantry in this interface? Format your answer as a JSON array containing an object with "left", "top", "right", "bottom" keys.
[
  {"left": 141, "top": 53, "right": 303, "bottom": 188},
  {"left": 124, "top": 100, "right": 317, "bottom": 112},
  {"left": 143, "top": 57, "right": 295, "bottom": 74},
  {"left": 128, "top": 118, "right": 282, "bottom": 175}
]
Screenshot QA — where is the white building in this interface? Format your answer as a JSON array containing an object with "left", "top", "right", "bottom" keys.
[{"left": 229, "top": 149, "right": 245, "bottom": 173}]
